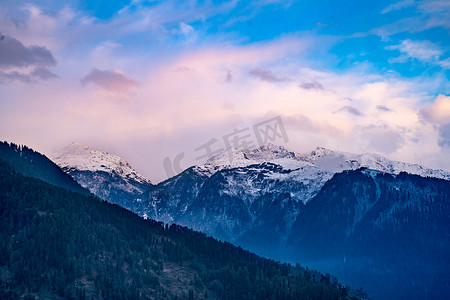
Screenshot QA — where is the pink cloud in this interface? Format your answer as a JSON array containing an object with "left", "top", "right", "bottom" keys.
[
  {"left": 176, "top": 36, "right": 314, "bottom": 68},
  {"left": 420, "top": 95, "right": 450, "bottom": 124},
  {"left": 81, "top": 68, "right": 139, "bottom": 91}
]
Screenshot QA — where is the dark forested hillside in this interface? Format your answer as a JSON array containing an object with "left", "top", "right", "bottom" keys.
[
  {"left": 288, "top": 168, "right": 450, "bottom": 300},
  {"left": 0, "top": 141, "right": 89, "bottom": 195},
  {"left": 0, "top": 160, "right": 357, "bottom": 300}
]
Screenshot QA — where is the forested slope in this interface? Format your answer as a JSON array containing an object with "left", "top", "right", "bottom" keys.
[{"left": 0, "top": 160, "right": 356, "bottom": 299}]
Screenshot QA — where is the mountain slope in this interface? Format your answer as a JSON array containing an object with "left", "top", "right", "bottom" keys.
[
  {"left": 50, "top": 142, "right": 450, "bottom": 299},
  {"left": 287, "top": 169, "right": 450, "bottom": 300},
  {"left": 51, "top": 143, "right": 151, "bottom": 209},
  {"left": 0, "top": 159, "right": 356, "bottom": 300},
  {"left": 144, "top": 144, "right": 450, "bottom": 253},
  {"left": 146, "top": 161, "right": 329, "bottom": 257},
  {"left": 143, "top": 146, "right": 450, "bottom": 299},
  {"left": 52, "top": 142, "right": 450, "bottom": 260},
  {"left": 0, "top": 141, "right": 89, "bottom": 195}
]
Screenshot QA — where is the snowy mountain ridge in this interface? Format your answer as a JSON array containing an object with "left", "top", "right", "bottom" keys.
[
  {"left": 50, "top": 143, "right": 151, "bottom": 208},
  {"left": 298, "top": 146, "right": 450, "bottom": 180},
  {"left": 51, "top": 142, "right": 150, "bottom": 185},
  {"left": 46, "top": 142, "right": 450, "bottom": 300},
  {"left": 200, "top": 143, "right": 450, "bottom": 181},
  {"left": 201, "top": 143, "right": 298, "bottom": 173}
]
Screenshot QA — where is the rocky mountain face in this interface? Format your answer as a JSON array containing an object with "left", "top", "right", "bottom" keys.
[
  {"left": 143, "top": 144, "right": 450, "bottom": 255},
  {"left": 52, "top": 142, "right": 450, "bottom": 299},
  {"left": 287, "top": 169, "right": 450, "bottom": 300},
  {"left": 145, "top": 159, "right": 332, "bottom": 256},
  {"left": 51, "top": 143, "right": 151, "bottom": 210},
  {"left": 52, "top": 142, "right": 450, "bottom": 251},
  {"left": 1, "top": 149, "right": 354, "bottom": 300}
]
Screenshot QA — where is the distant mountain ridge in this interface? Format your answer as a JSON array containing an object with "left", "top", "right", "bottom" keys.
[
  {"left": 0, "top": 145, "right": 355, "bottom": 300},
  {"left": 287, "top": 168, "right": 450, "bottom": 300},
  {"left": 0, "top": 141, "right": 89, "bottom": 195},
  {"left": 143, "top": 143, "right": 449, "bottom": 248},
  {"left": 50, "top": 142, "right": 450, "bottom": 247},
  {"left": 297, "top": 146, "right": 450, "bottom": 180},
  {"left": 50, "top": 142, "right": 450, "bottom": 299},
  {"left": 202, "top": 143, "right": 450, "bottom": 180}
]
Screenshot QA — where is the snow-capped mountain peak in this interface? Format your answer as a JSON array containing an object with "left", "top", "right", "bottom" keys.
[
  {"left": 202, "top": 143, "right": 299, "bottom": 173},
  {"left": 200, "top": 143, "right": 450, "bottom": 181},
  {"left": 308, "top": 146, "right": 337, "bottom": 159},
  {"left": 51, "top": 142, "right": 150, "bottom": 184},
  {"left": 245, "top": 143, "right": 296, "bottom": 160},
  {"left": 298, "top": 146, "right": 450, "bottom": 180},
  {"left": 204, "top": 147, "right": 253, "bottom": 169}
]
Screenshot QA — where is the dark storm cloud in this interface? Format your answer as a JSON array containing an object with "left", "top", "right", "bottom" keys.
[
  {"left": 0, "top": 35, "right": 56, "bottom": 68},
  {"left": 81, "top": 68, "right": 139, "bottom": 91},
  {"left": 249, "top": 68, "right": 289, "bottom": 82}
]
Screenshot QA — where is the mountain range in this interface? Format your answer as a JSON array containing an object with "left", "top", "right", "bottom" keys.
[
  {"left": 51, "top": 142, "right": 450, "bottom": 248},
  {"left": 50, "top": 142, "right": 450, "bottom": 299},
  {"left": 0, "top": 141, "right": 355, "bottom": 299}
]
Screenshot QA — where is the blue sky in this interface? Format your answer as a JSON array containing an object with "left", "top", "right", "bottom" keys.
[
  {"left": 70, "top": 0, "right": 449, "bottom": 83},
  {"left": 0, "top": 0, "right": 449, "bottom": 182}
]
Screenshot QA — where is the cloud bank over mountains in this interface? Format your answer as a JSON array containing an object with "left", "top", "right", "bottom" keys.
[{"left": 0, "top": 1, "right": 448, "bottom": 182}]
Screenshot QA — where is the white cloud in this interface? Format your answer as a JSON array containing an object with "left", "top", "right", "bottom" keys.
[
  {"left": 1, "top": 36, "right": 448, "bottom": 180},
  {"left": 361, "top": 125, "right": 404, "bottom": 153},
  {"left": 386, "top": 39, "right": 449, "bottom": 69},
  {"left": 438, "top": 58, "right": 450, "bottom": 69},
  {"left": 1, "top": 1, "right": 449, "bottom": 182},
  {"left": 180, "top": 22, "right": 194, "bottom": 35},
  {"left": 419, "top": 95, "right": 450, "bottom": 151},
  {"left": 374, "top": 0, "right": 450, "bottom": 36},
  {"left": 381, "top": 0, "right": 415, "bottom": 14},
  {"left": 420, "top": 94, "right": 450, "bottom": 124},
  {"left": 386, "top": 39, "right": 441, "bottom": 62}
]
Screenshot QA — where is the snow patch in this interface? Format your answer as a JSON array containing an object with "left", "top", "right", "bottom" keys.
[{"left": 51, "top": 142, "right": 150, "bottom": 184}]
